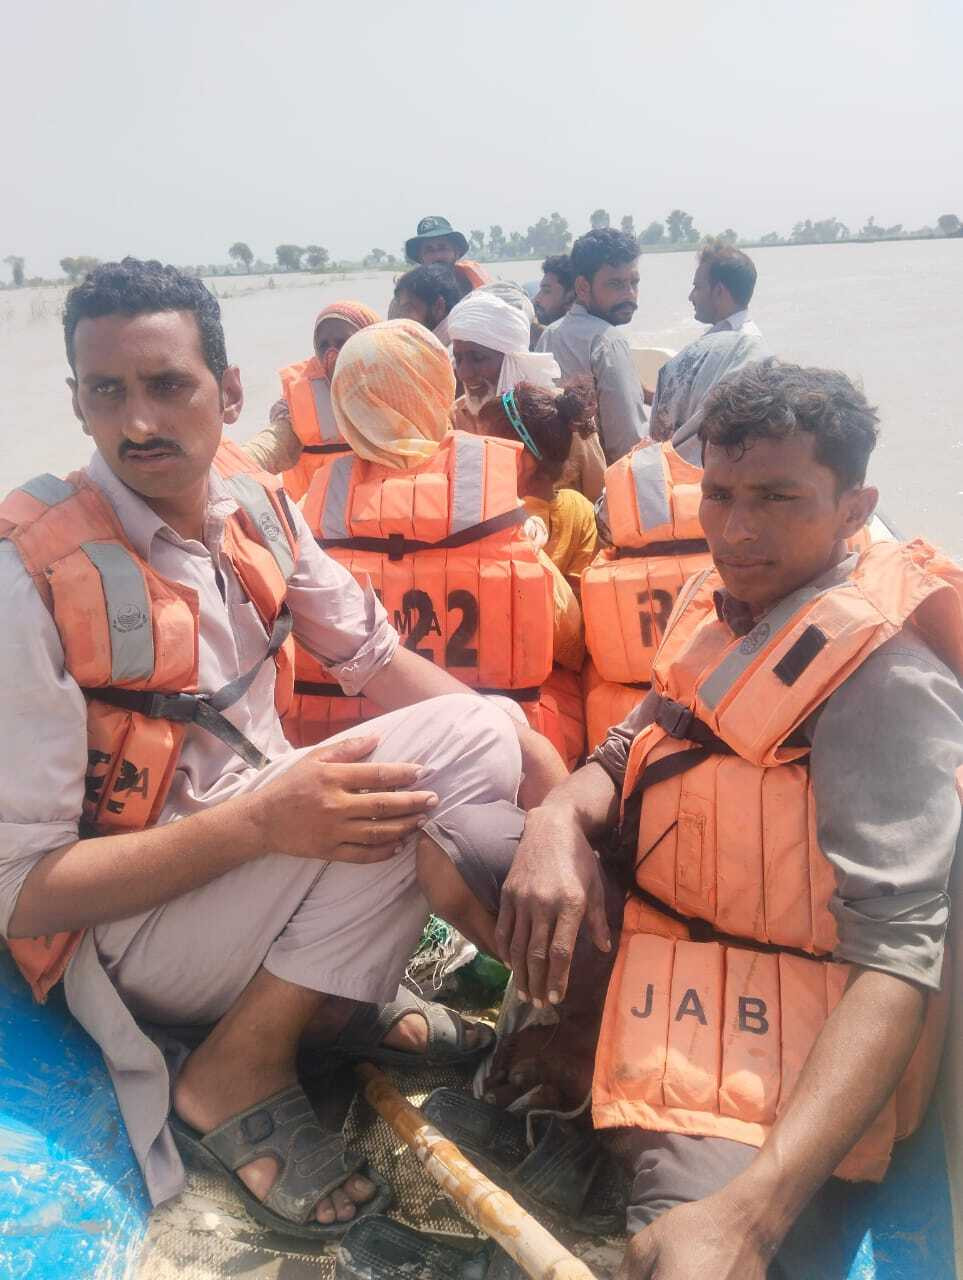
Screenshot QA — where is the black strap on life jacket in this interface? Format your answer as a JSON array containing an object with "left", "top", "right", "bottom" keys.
[
  {"left": 301, "top": 442, "right": 352, "bottom": 455},
  {"left": 83, "top": 606, "right": 293, "bottom": 772},
  {"left": 609, "top": 695, "right": 736, "bottom": 888},
  {"left": 318, "top": 506, "right": 526, "bottom": 562},
  {"left": 617, "top": 538, "right": 710, "bottom": 559}
]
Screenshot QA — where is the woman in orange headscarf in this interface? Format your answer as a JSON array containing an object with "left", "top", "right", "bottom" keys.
[{"left": 242, "top": 300, "right": 381, "bottom": 500}]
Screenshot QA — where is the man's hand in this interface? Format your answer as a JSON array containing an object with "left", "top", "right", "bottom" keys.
[
  {"left": 495, "top": 803, "right": 610, "bottom": 1006},
  {"left": 619, "top": 1195, "right": 772, "bottom": 1280},
  {"left": 250, "top": 734, "right": 438, "bottom": 863}
]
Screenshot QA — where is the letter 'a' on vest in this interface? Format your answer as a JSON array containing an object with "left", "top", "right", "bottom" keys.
[
  {"left": 0, "top": 443, "right": 297, "bottom": 1004},
  {"left": 278, "top": 357, "right": 352, "bottom": 503},
  {"left": 593, "top": 539, "right": 963, "bottom": 1182},
  {"left": 288, "top": 432, "right": 555, "bottom": 749},
  {"left": 582, "top": 442, "right": 715, "bottom": 687}
]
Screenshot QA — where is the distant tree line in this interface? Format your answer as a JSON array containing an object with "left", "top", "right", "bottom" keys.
[{"left": 3, "top": 211, "right": 961, "bottom": 288}]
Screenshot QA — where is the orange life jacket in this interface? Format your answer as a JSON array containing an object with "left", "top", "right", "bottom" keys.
[
  {"left": 525, "top": 665, "right": 586, "bottom": 770},
  {"left": 582, "top": 441, "right": 714, "bottom": 689},
  {"left": 0, "top": 445, "right": 298, "bottom": 1002},
  {"left": 455, "top": 260, "right": 491, "bottom": 292},
  {"left": 582, "top": 657, "right": 648, "bottom": 754},
  {"left": 286, "top": 432, "right": 555, "bottom": 748},
  {"left": 593, "top": 539, "right": 962, "bottom": 1181},
  {"left": 278, "top": 356, "right": 351, "bottom": 502}
]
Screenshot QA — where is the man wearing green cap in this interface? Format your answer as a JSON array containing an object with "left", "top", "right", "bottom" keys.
[{"left": 405, "top": 216, "right": 489, "bottom": 296}]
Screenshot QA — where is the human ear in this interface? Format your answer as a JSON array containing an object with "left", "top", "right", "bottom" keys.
[
  {"left": 67, "top": 377, "right": 91, "bottom": 434},
  {"left": 574, "top": 275, "right": 592, "bottom": 305},
  {"left": 220, "top": 366, "right": 244, "bottom": 426},
  {"left": 838, "top": 485, "right": 879, "bottom": 539}
]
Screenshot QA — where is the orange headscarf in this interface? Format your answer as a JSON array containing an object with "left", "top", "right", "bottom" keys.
[
  {"left": 331, "top": 319, "right": 455, "bottom": 470},
  {"left": 313, "top": 300, "right": 382, "bottom": 376}
]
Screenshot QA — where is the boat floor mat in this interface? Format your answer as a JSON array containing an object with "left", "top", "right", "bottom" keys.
[{"left": 135, "top": 1060, "right": 627, "bottom": 1280}]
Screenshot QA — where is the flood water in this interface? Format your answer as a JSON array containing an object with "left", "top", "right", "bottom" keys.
[{"left": 1, "top": 239, "right": 960, "bottom": 555}]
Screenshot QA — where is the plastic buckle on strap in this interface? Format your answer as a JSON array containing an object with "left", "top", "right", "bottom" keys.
[
  {"left": 144, "top": 691, "right": 202, "bottom": 722},
  {"left": 386, "top": 532, "right": 406, "bottom": 562},
  {"left": 656, "top": 696, "right": 694, "bottom": 739}
]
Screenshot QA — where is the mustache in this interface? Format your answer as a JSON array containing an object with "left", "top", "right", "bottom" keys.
[{"left": 119, "top": 438, "right": 183, "bottom": 459}]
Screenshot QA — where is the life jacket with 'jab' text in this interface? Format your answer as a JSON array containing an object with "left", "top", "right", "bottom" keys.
[
  {"left": 286, "top": 432, "right": 555, "bottom": 750},
  {"left": 593, "top": 539, "right": 963, "bottom": 1182},
  {"left": 278, "top": 357, "right": 351, "bottom": 502},
  {"left": 0, "top": 441, "right": 298, "bottom": 1002}
]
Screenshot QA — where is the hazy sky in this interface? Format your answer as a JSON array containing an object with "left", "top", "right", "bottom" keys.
[{"left": 4, "top": 0, "right": 962, "bottom": 278}]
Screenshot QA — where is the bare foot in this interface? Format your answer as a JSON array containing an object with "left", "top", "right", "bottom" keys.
[{"left": 174, "top": 1047, "right": 374, "bottom": 1226}]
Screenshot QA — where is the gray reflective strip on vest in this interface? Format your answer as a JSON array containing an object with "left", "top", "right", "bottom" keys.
[
  {"left": 309, "top": 378, "right": 339, "bottom": 444},
  {"left": 80, "top": 542, "right": 155, "bottom": 683},
  {"left": 320, "top": 455, "right": 355, "bottom": 540},
  {"left": 630, "top": 447, "right": 671, "bottom": 532},
  {"left": 450, "top": 433, "right": 485, "bottom": 534},
  {"left": 20, "top": 474, "right": 76, "bottom": 506},
  {"left": 698, "top": 577, "right": 856, "bottom": 712},
  {"left": 224, "top": 475, "right": 296, "bottom": 581}
]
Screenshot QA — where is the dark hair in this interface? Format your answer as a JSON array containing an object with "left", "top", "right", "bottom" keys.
[
  {"left": 699, "top": 359, "right": 879, "bottom": 490},
  {"left": 541, "top": 254, "right": 574, "bottom": 292},
  {"left": 570, "top": 228, "right": 639, "bottom": 284},
  {"left": 480, "top": 377, "right": 598, "bottom": 482},
  {"left": 698, "top": 238, "right": 757, "bottom": 307},
  {"left": 63, "top": 256, "right": 228, "bottom": 380},
  {"left": 393, "top": 263, "right": 462, "bottom": 316}
]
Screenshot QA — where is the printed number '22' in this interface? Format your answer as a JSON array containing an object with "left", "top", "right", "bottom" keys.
[
  {"left": 399, "top": 588, "right": 479, "bottom": 668},
  {"left": 637, "top": 588, "right": 674, "bottom": 649}
]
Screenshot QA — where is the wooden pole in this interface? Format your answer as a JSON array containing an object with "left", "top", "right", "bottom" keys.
[{"left": 356, "top": 1063, "right": 596, "bottom": 1280}]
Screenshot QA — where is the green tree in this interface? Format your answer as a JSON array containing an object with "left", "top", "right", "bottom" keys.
[
  {"left": 303, "top": 245, "right": 329, "bottom": 270},
  {"left": 487, "top": 225, "right": 507, "bottom": 258},
  {"left": 546, "top": 212, "right": 571, "bottom": 252},
  {"left": 858, "top": 217, "right": 879, "bottom": 240},
  {"left": 506, "top": 230, "right": 530, "bottom": 258},
  {"left": 719, "top": 228, "right": 738, "bottom": 245},
  {"left": 589, "top": 208, "right": 610, "bottom": 230},
  {"left": 275, "top": 244, "right": 304, "bottom": 271},
  {"left": 228, "top": 242, "right": 254, "bottom": 272},
  {"left": 759, "top": 231, "right": 783, "bottom": 245},
  {"left": 4, "top": 255, "right": 25, "bottom": 287},
  {"left": 937, "top": 213, "right": 961, "bottom": 235},
  {"left": 364, "top": 248, "right": 387, "bottom": 267},
  {"left": 60, "top": 255, "right": 99, "bottom": 282},
  {"left": 666, "top": 210, "right": 697, "bottom": 243},
  {"left": 639, "top": 220, "right": 664, "bottom": 245},
  {"left": 620, "top": 214, "right": 635, "bottom": 237},
  {"left": 469, "top": 228, "right": 486, "bottom": 256}
]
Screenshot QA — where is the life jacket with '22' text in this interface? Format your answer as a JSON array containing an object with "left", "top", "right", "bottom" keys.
[
  {"left": 593, "top": 539, "right": 963, "bottom": 1182},
  {"left": 0, "top": 441, "right": 297, "bottom": 1002},
  {"left": 287, "top": 431, "right": 554, "bottom": 749}
]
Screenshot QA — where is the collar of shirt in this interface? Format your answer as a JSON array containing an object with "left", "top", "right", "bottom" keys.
[
  {"left": 709, "top": 308, "right": 751, "bottom": 334},
  {"left": 562, "top": 302, "right": 610, "bottom": 332},
  {"left": 713, "top": 554, "right": 859, "bottom": 636},
  {"left": 86, "top": 450, "right": 238, "bottom": 562}
]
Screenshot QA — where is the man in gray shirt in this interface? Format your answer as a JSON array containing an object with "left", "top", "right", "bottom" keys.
[
  {"left": 424, "top": 361, "right": 961, "bottom": 1278},
  {"left": 537, "top": 228, "right": 648, "bottom": 463}
]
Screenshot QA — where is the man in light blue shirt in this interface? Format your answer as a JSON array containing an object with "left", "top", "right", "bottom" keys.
[{"left": 537, "top": 228, "right": 648, "bottom": 463}]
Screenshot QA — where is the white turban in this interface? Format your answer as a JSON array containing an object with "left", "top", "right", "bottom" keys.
[{"left": 446, "top": 291, "right": 560, "bottom": 395}]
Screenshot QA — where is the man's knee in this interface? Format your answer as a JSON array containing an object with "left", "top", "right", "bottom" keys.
[{"left": 431, "top": 693, "right": 522, "bottom": 796}]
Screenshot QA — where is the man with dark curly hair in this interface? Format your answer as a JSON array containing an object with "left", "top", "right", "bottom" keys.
[
  {"left": 537, "top": 228, "right": 648, "bottom": 463},
  {"left": 425, "top": 360, "right": 962, "bottom": 1279}
]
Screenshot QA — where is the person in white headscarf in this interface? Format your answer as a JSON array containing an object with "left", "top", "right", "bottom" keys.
[
  {"left": 448, "top": 289, "right": 607, "bottom": 501},
  {"left": 447, "top": 291, "right": 560, "bottom": 434}
]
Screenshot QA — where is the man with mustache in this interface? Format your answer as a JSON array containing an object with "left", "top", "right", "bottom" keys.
[
  {"left": 537, "top": 227, "right": 648, "bottom": 463},
  {"left": 0, "top": 258, "right": 565, "bottom": 1242}
]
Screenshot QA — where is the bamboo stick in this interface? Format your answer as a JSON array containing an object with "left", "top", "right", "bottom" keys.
[{"left": 356, "top": 1063, "right": 596, "bottom": 1280}]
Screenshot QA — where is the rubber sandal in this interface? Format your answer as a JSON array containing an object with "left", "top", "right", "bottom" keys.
[
  {"left": 335, "top": 1215, "right": 525, "bottom": 1279},
  {"left": 307, "top": 986, "right": 494, "bottom": 1072},
  {"left": 169, "top": 1082, "right": 392, "bottom": 1240},
  {"left": 422, "top": 1089, "right": 626, "bottom": 1237}
]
